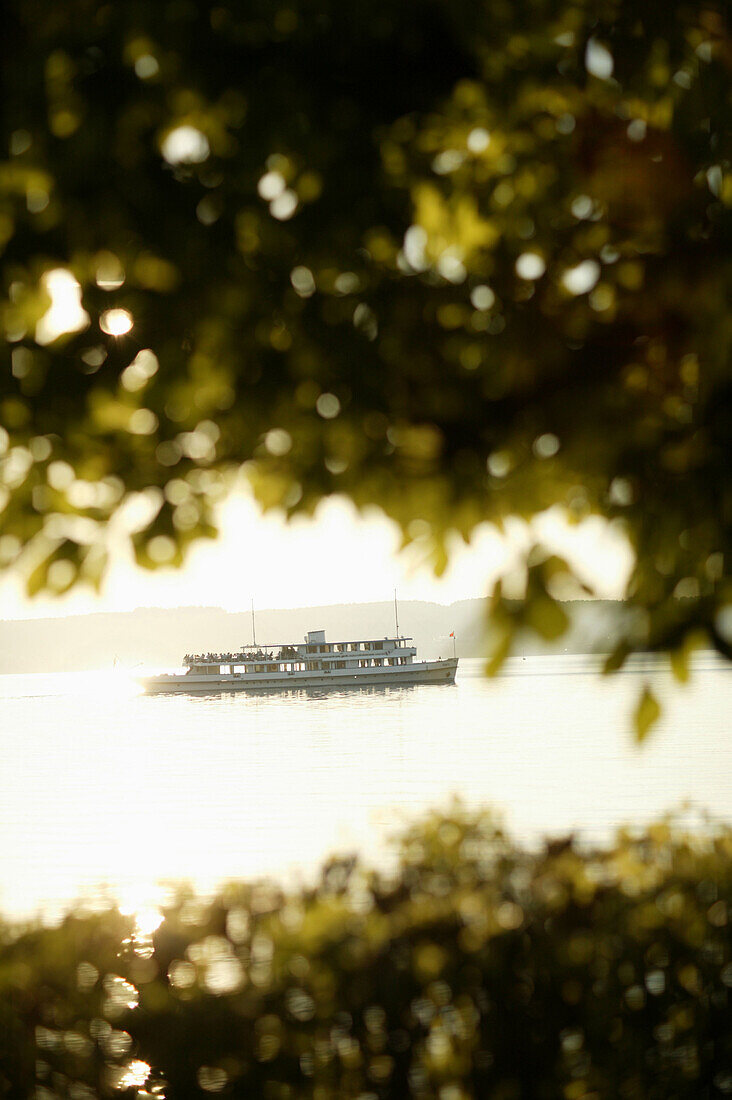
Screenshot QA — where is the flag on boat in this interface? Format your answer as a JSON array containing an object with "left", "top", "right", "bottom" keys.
[{"left": 449, "top": 631, "right": 454, "bottom": 637}]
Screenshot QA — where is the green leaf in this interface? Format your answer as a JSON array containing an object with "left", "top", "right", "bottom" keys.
[
  {"left": 25, "top": 557, "right": 50, "bottom": 598},
  {"left": 634, "top": 684, "right": 661, "bottom": 743},
  {"left": 670, "top": 646, "right": 689, "bottom": 683},
  {"left": 485, "top": 629, "right": 512, "bottom": 677},
  {"left": 526, "top": 595, "right": 569, "bottom": 641},
  {"left": 604, "top": 643, "right": 630, "bottom": 675}
]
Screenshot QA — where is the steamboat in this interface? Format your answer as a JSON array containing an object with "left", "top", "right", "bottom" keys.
[{"left": 141, "top": 629, "right": 458, "bottom": 695}]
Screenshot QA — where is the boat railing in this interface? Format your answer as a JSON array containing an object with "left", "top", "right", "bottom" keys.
[{"left": 183, "top": 638, "right": 417, "bottom": 667}]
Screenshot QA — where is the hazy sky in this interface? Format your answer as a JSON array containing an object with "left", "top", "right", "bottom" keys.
[{"left": 0, "top": 488, "right": 633, "bottom": 620}]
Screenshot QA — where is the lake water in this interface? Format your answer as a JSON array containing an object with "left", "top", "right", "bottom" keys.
[{"left": 1, "top": 654, "right": 730, "bottom": 921}]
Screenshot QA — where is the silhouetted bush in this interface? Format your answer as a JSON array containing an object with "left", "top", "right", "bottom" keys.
[{"left": 2, "top": 806, "right": 731, "bottom": 1097}]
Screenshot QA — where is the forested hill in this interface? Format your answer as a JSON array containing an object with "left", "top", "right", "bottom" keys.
[{"left": 0, "top": 599, "right": 624, "bottom": 674}]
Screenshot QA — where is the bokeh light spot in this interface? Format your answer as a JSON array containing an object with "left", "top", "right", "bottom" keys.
[
  {"left": 270, "top": 189, "right": 298, "bottom": 220},
  {"left": 161, "top": 125, "right": 210, "bottom": 165},
  {"left": 129, "top": 409, "right": 159, "bottom": 435},
  {"left": 515, "top": 253, "right": 546, "bottom": 280},
  {"left": 562, "top": 260, "right": 600, "bottom": 295},
  {"left": 100, "top": 308, "right": 133, "bottom": 336},
  {"left": 585, "top": 38, "right": 614, "bottom": 79},
  {"left": 316, "top": 393, "right": 341, "bottom": 419},
  {"left": 134, "top": 54, "right": 159, "bottom": 79},
  {"left": 470, "top": 284, "right": 495, "bottom": 311},
  {"left": 467, "top": 127, "right": 491, "bottom": 153},
  {"left": 533, "top": 433, "right": 560, "bottom": 459},
  {"left": 35, "top": 269, "right": 90, "bottom": 345},
  {"left": 121, "top": 349, "right": 159, "bottom": 392},
  {"left": 147, "top": 535, "right": 176, "bottom": 563},
  {"left": 265, "top": 429, "right": 292, "bottom": 456},
  {"left": 258, "top": 170, "right": 286, "bottom": 200},
  {"left": 290, "top": 266, "right": 316, "bottom": 297}
]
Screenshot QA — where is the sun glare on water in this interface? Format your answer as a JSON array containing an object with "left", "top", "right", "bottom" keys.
[
  {"left": 68, "top": 667, "right": 144, "bottom": 699},
  {"left": 117, "top": 888, "right": 165, "bottom": 937}
]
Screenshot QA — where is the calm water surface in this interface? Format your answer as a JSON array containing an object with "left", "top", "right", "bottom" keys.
[{"left": 1, "top": 654, "right": 730, "bottom": 919}]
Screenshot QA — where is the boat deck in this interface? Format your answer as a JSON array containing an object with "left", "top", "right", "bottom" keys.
[
  {"left": 142, "top": 628, "right": 457, "bottom": 695},
  {"left": 143, "top": 657, "right": 457, "bottom": 695}
]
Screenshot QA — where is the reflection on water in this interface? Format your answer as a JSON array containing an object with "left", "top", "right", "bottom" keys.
[{"left": 0, "top": 654, "right": 730, "bottom": 920}]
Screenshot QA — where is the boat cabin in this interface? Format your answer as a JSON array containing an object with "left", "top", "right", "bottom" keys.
[{"left": 183, "top": 630, "right": 417, "bottom": 677}]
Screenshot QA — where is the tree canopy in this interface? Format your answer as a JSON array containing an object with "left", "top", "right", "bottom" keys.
[{"left": 1, "top": 0, "right": 730, "bottom": 673}]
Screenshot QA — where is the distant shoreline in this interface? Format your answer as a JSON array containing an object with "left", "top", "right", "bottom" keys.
[{"left": 0, "top": 598, "right": 627, "bottom": 675}]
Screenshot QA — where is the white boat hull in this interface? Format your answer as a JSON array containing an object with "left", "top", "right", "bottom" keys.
[{"left": 141, "top": 658, "right": 458, "bottom": 695}]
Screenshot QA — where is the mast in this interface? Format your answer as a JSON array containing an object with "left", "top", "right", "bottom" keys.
[
  {"left": 394, "top": 588, "right": 399, "bottom": 638},
  {"left": 251, "top": 597, "right": 256, "bottom": 647}
]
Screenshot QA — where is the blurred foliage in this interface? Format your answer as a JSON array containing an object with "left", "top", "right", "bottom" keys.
[
  {"left": 2, "top": 806, "right": 732, "bottom": 1097},
  {"left": 0, "top": 0, "right": 730, "bottom": 670}
]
